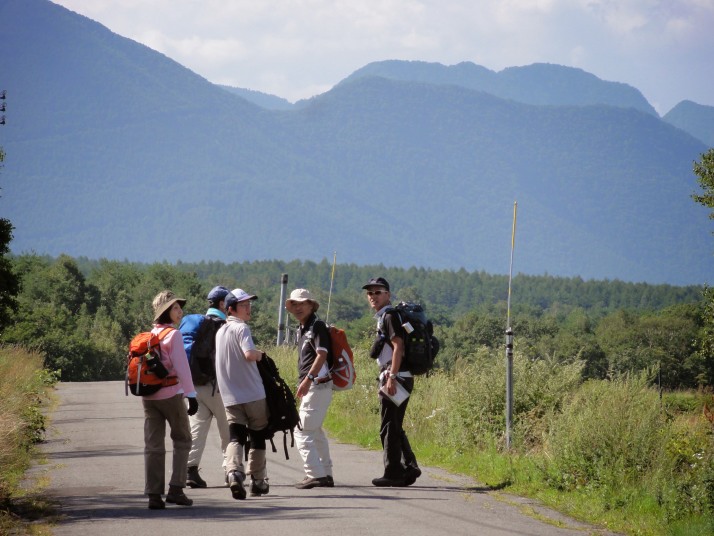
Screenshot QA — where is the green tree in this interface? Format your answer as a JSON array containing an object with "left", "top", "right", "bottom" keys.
[
  {"left": 692, "top": 148, "right": 714, "bottom": 387},
  {"left": 0, "top": 147, "right": 20, "bottom": 331},
  {"left": 692, "top": 148, "right": 714, "bottom": 220}
]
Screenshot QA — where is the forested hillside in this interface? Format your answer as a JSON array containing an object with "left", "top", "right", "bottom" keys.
[{"left": 2, "top": 254, "right": 709, "bottom": 388}]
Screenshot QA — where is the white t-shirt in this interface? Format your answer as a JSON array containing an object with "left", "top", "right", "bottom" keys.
[{"left": 215, "top": 316, "right": 266, "bottom": 406}]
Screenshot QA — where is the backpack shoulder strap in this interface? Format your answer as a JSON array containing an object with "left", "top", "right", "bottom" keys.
[{"left": 157, "top": 326, "right": 175, "bottom": 340}]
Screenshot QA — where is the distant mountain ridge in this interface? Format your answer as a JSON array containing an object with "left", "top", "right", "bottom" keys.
[
  {"left": 663, "top": 101, "right": 714, "bottom": 147},
  {"left": 0, "top": 0, "right": 711, "bottom": 285},
  {"left": 337, "top": 60, "right": 658, "bottom": 115}
]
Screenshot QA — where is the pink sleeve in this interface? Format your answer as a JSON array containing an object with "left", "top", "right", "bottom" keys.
[{"left": 163, "top": 329, "right": 196, "bottom": 397}]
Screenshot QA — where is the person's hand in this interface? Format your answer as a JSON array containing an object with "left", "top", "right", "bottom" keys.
[
  {"left": 187, "top": 397, "right": 199, "bottom": 416},
  {"left": 296, "top": 377, "right": 311, "bottom": 398},
  {"left": 386, "top": 377, "right": 397, "bottom": 396}
]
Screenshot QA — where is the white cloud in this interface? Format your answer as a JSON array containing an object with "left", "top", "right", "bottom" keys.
[{"left": 52, "top": 0, "right": 714, "bottom": 111}]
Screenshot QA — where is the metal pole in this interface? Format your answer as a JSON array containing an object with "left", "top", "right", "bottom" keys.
[
  {"left": 505, "top": 201, "right": 517, "bottom": 450},
  {"left": 277, "top": 273, "right": 288, "bottom": 345},
  {"left": 325, "top": 251, "right": 337, "bottom": 324}
]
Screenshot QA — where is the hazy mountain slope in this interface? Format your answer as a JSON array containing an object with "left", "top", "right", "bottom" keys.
[
  {"left": 0, "top": 0, "right": 710, "bottom": 285},
  {"left": 338, "top": 60, "right": 657, "bottom": 115},
  {"left": 664, "top": 100, "right": 714, "bottom": 147},
  {"left": 219, "top": 85, "right": 295, "bottom": 110}
]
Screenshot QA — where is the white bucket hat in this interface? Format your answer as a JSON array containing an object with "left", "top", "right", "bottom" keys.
[{"left": 285, "top": 288, "right": 320, "bottom": 313}]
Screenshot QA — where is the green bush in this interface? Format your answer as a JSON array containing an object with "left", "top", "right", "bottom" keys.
[{"left": 543, "top": 372, "right": 666, "bottom": 491}]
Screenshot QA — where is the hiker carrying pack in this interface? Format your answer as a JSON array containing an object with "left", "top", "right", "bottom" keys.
[
  {"left": 256, "top": 353, "right": 301, "bottom": 459},
  {"left": 125, "top": 327, "right": 178, "bottom": 396},
  {"left": 179, "top": 313, "right": 225, "bottom": 387},
  {"left": 378, "top": 301, "right": 439, "bottom": 376},
  {"left": 307, "top": 319, "right": 356, "bottom": 391}
]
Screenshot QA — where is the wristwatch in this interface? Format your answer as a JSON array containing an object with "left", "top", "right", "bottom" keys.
[
  {"left": 388, "top": 372, "right": 398, "bottom": 380},
  {"left": 307, "top": 373, "right": 317, "bottom": 384}
]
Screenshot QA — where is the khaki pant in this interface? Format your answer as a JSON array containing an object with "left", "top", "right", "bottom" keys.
[
  {"left": 188, "top": 383, "right": 230, "bottom": 468},
  {"left": 225, "top": 398, "right": 269, "bottom": 480},
  {"left": 142, "top": 394, "right": 192, "bottom": 495},
  {"left": 294, "top": 382, "right": 333, "bottom": 479}
]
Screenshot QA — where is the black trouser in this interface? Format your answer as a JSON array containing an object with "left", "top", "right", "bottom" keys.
[{"left": 379, "top": 376, "right": 416, "bottom": 478}]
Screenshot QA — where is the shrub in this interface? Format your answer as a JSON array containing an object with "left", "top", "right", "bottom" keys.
[{"left": 543, "top": 372, "right": 668, "bottom": 492}]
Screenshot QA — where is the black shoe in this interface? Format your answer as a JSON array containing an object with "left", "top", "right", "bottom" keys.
[
  {"left": 250, "top": 478, "right": 270, "bottom": 496},
  {"left": 147, "top": 494, "right": 165, "bottom": 510},
  {"left": 228, "top": 471, "right": 247, "bottom": 500},
  {"left": 372, "top": 476, "right": 407, "bottom": 487},
  {"left": 326, "top": 475, "right": 335, "bottom": 488},
  {"left": 295, "top": 476, "right": 329, "bottom": 489},
  {"left": 187, "top": 465, "right": 207, "bottom": 488},
  {"left": 404, "top": 465, "right": 422, "bottom": 486},
  {"left": 165, "top": 491, "right": 193, "bottom": 506}
]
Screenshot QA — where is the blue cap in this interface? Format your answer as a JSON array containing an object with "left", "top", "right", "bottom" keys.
[{"left": 207, "top": 286, "right": 230, "bottom": 302}]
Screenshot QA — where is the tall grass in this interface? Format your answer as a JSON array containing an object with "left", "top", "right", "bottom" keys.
[
  {"left": 268, "top": 343, "right": 714, "bottom": 535},
  {"left": 0, "top": 345, "right": 56, "bottom": 533}
]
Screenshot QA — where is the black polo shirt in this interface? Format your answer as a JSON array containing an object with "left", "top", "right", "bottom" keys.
[{"left": 296, "top": 313, "right": 333, "bottom": 382}]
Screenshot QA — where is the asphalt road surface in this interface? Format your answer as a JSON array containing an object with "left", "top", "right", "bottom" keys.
[{"left": 33, "top": 382, "right": 619, "bottom": 536}]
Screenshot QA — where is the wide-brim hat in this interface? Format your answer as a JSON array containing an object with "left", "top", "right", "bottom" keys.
[
  {"left": 285, "top": 288, "right": 320, "bottom": 313},
  {"left": 152, "top": 290, "right": 187, "bottom": 323}
]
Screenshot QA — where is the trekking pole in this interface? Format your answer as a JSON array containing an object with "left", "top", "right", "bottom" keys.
[
  {"left": 325, "top": 251, "right": 336, "bottom": 324},
  {"left": 505, "top": 201, "right": 517, "bottom": 450}
]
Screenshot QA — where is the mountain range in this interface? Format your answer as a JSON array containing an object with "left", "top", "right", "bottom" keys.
[{"left": 0, "top": 0, "right": 712, "bottom": 285}]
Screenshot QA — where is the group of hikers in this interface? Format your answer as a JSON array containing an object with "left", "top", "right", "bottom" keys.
[{"left": 139, "top": 277, "right": 421, "bottom": 510}]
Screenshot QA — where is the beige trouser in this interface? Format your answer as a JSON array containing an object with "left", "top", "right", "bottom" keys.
[
  {"left": 188, "top": 383, "right": 230, "bottom": 468},
  {"left": 294, "top": 382, "right": 333, "bottom": 479},
  {"left": 225, "top": 398, "right": 269, "bottom": 480},
  {"left": 142, "top": 394, "right": 192, "bottom": 495}
]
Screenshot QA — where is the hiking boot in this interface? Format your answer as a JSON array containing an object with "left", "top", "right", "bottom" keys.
[
  {"left": 294, "top": 476, "right": 329, "bottom": 489},
  {"left": 147, "top": 494, "right": 165, "bottom": 510},
  {"left": 250, "top": 478, "right": 270, "bottom": 497},
  {"left": 228, "top": 471, "right": 247, "bottom": 500},
  {"left": 325, "top": 475, "right": 335, "bottom": 488},
  {"left": 404, "top": 464, "right": 422, "bottom": 486},
  {"left": 372, "top": 475, "right": 407, "bottom": 487},
  {"left": 165, "top": 490, "right": 193, "bottom": 506},
  {"left": 186, "top": 465, "right": 207, "bottom": 488}
]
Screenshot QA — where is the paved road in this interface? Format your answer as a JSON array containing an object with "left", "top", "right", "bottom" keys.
[{"left": 34, "top": 382, "right": 618, "bottom": 536}]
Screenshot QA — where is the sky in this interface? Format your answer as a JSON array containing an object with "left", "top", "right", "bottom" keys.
[{"left": 52, "top": 0, "right": 714, "bottom": 115}]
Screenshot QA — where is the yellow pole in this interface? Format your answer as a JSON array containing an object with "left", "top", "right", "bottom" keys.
[{"left": 326, "top": 251, "right": 337, "bottom": 324}]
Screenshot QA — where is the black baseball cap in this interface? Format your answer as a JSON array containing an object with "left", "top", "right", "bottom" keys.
[{"left": 362, "top": 277, "right": 390, "bottom": 291}]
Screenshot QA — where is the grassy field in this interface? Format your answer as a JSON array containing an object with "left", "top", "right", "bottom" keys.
[
  {"left": 0, "top": 346, "right": 57, "bottom": 535},
  {"left": 268, "top": 345, "right": 714, "bottom": 536},
  {"left": 2, "top": 343, "right": 712, "bottom": 535}
]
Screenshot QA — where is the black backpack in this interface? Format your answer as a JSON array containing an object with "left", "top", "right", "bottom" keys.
[
  {"left": 256, "top": 353, "right": 302, "bottom": 459},
  {"left": 390, "top": 302, "right": 440, "bottom": 375},
  {"left": 179, "top": 313, "right": 225, "bottom": 386}
]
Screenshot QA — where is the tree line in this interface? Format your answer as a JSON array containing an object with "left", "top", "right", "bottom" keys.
[{"left": 0, "top": 252, "right": 710, "bottom": 389}]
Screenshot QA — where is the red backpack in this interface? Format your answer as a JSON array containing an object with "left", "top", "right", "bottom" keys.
[
  {"left": 125, "top": 327, "right": 179, "bottom": 396},
  {"left": 327, "top": 325, "right": 356, "bottom": 391},
  {"left": 307, "top": 320, "right": 356, "bottom": 391}
]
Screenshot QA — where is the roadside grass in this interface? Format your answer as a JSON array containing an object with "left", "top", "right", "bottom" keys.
[
  {"left": 0, "top": 345, "right": 58, "bottom": 535},
  {"left": 269, "top": 345, "right": 714, "bottom": 536}
]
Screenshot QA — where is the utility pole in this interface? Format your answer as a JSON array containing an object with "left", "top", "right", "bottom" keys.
[{"left": 276, "top": 273, "right": 289, "bottom": 345}]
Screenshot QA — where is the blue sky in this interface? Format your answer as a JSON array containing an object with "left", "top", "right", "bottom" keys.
[{"left": 53, "top": 0, "right": 714, "bottom": 115}]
